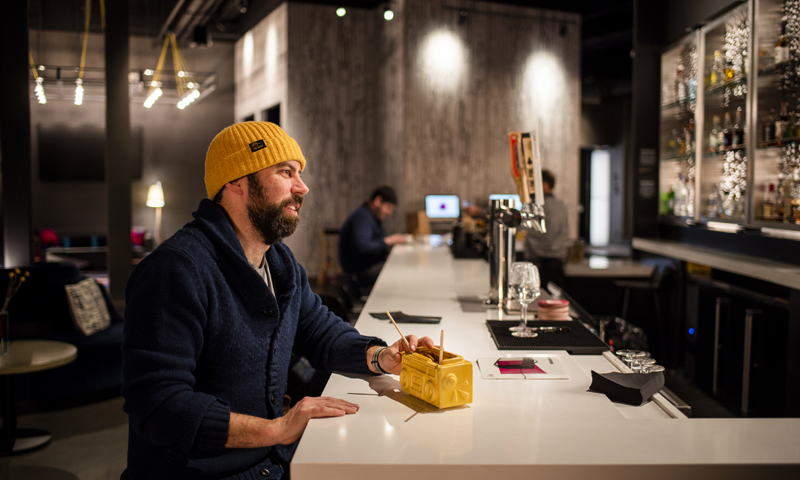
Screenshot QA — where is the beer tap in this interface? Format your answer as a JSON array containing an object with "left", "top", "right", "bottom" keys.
[
  {"left": 508, "top": 131, "right": 546, "bottom": 233},
  {"left": 486, "top": 131, "right": 546, "bottom": 309}
]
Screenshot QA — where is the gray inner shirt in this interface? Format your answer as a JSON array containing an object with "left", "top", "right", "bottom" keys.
[{"left": 251, "top": 253, "right": 276, "bottom": 297}]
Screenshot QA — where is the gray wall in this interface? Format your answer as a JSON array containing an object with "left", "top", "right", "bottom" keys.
[
  {"left": 28, "top": 31, "right": 234, "bottom": 244},
  {"left": 236, "top": 0, "right": 581, "bottom": 275}
]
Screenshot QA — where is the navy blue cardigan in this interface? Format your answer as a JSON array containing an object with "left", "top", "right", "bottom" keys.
[
  {"left": 338, "top": 204, "right": 388, "bottom": 274},
  {"left": 122, "top": 200, "right": 383, "bottom": 479}
]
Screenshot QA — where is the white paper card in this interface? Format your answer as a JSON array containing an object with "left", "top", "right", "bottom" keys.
[{"left": 477, "top": 355, "right": 570, "bottom": 380}]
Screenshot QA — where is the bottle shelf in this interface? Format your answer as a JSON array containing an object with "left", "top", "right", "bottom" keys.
[
  {"left": 661, "top": 97, "right": 697, "bottom": 111},
  {"left": 703, "top": 145, "right": 747, "bottom": 158},
  {"left": 758, "top": 58, "right": 800, "bottom": 76},
  {"left": 706, "top": 76, "right": 748, "bottom": 96},
  {"left": 756, "top": 136, "right": 800, "bottom": 149},
  {"left": 661, "top": 154, "right": 694, "bottom": 162}
]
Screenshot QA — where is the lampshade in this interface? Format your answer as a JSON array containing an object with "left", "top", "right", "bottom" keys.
[{"left": 146, "top": 181, "right": 165, "bottom": 208}]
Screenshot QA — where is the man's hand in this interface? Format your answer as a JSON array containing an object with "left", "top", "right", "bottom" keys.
[
  {"left": 270, "top": 396, "right": 359, "bottom": 444},
  {"left": 384, "top": 233, "right": 407, "bottom": 246},
  {"left": 368, "top": 335, "right": 435, "bottom": 375},
  {"left": 226, "top": 397, "right": 359, "bottom": 448}
]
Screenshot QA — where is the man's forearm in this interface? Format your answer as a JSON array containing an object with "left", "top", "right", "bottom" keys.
[{"left": 226, "top": 412, "right": 282, "bottom": 448}]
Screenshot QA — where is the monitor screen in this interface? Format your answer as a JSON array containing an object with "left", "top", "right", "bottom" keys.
[
  {"left": 425, "top": 195, "right": 460, "bottom": 219},
  {"left": 489, "top": 194, "right": 522, "bottom": 209}
]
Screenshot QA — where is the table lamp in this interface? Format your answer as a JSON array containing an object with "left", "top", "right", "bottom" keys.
[{"left": 146, "top": 181, "right": 165, "bottom": 245}]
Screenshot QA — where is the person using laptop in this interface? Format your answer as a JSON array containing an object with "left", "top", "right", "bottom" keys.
[{"left": 339, "top": 186, "right": 406, "bottom": 294}]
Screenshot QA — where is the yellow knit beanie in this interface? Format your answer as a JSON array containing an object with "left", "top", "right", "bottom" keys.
[{"left": 204, "top": 122, "right": 306, "bottom": 199}]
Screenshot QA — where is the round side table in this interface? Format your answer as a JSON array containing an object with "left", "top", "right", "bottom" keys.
[{"left": 0, "top": 340, "right": 77, "bottom": 456}]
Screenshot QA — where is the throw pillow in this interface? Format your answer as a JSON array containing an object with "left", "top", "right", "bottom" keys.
[{"left": 65, "top": 278, "right": 111, "bottom": 335}]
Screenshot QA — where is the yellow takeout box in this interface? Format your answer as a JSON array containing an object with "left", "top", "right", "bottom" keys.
[{"left": 399, "top": 346, "right": 473, "bottom": 408}]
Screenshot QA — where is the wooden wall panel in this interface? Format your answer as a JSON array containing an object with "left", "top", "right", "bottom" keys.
[
  {"left": 401, "top": 0, "right": 581, "bottom": 238},
  {"left": 284, "top": 3, "right": 383, "bottom": 274}
]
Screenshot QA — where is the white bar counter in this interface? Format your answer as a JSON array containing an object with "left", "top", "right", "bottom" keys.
[{"left": 292, "top": 244, "right": 800, "bottom": 479}]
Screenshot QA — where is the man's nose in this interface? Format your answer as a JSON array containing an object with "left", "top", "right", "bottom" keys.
[{"left": 293, "top": 176, "right": 309, "bottom": 196}]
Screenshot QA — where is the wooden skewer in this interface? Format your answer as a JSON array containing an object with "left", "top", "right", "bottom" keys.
[
  {"left": 439, "top": 329, "right": 444, "bottom": 364},
  {"left": 386, "top": 311, "right": 411, "bottom": 350}
]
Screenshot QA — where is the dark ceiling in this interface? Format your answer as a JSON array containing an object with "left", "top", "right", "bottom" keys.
[{"left": 27, "top": 0, "right": 633, "bottom": 99}]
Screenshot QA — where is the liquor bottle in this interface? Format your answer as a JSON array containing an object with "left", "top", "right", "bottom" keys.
[
  {"left": 709, "top": 115, "right": 722, "bottom": 151},
  {"left": 724, "top": 58, "right": 735, "bottom": 81},
  {"left": 733, "top": 106, "right": 744, "bottom": 146},
  {"left": 762, "top": 183, "right": 777, "bottom": 220},
  {"left": 722, "top": 112, "right": 733, "bottom": 147},
  {"left": 775, "top": 101, "right": 790, "bottom": 139},
  {"left": 675, "top": 65, "right": 687, "bottom": 103},
  {"left": 763, "top": 107, "right": 777, "bottom": 141},
  {"left": 775, "top": 17, "right": 790, "bottom": 65},
  {"left": 782, "top": 182, "right": 793, "bottom": 222},
  {"left": 676, "top": 174, "right": 689, "bottom": 216},
  {"left": 684, "top": 126, "right": 693, "bottom": 156},
  {"left": 667, "top": 128, "right": 679, "bottom": 156},
  {"left": 678, "top": 129, "right": 687, "bottom": 156},
  {"left": 710, "top": 50, "right": 725, "bottom": 86}
]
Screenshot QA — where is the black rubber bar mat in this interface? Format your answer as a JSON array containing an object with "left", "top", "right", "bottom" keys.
[{"left": 486, "top": 319, "right": 609, "bottom": 354}]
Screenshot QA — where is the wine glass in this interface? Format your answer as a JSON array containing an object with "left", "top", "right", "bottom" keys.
[{"left": 508, "top": 262, "right": 540, "bottom": 338}]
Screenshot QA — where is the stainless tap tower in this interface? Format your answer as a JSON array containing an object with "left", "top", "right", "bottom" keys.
[
  {"left": 487, "top": 198, "right": 521, "bottom": 306},
  {"left": 487, "top": 131, "right": 547, "bottom": 310}
]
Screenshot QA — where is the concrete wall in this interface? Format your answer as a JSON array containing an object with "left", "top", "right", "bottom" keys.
[
  {"left": 234, "top": 0, "right": 581, "bottom": 275},
  {"left": 28, "top": 30, "right": 234, "bottom": 243}
]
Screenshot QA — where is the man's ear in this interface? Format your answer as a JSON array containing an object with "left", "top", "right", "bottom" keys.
[
  {"left": 225, "top": 179, "right": 247, "bottom": 197},
  {"left": 372, "top": 195, "right": 383, "bottom": 207}
]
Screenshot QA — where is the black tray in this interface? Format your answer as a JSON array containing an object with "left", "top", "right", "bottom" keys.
[{"left": 486, "top": 319, "right": 609, "bottom": 354}]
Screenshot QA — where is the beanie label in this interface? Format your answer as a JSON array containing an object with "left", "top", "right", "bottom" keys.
[{"left": 249, "top": 139, "right": 266, "bottom": 152}]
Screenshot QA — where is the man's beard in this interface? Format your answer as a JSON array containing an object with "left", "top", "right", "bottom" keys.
[{"left": 247, "top": 176, "right": 303, "bottom": 245}]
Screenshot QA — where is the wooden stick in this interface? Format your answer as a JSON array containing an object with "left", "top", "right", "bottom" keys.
[
  {"left": 439, "top": 329, "right": 444, "bottom": 364},
  {"left": 386, "top": 311, "right": 411, "bottom": 350}
]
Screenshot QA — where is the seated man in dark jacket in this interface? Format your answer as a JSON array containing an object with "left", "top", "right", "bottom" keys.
[
  {"left": 122, "top": 122, "right": 433, "bottom": 480},
  {"left": 339, "top": 186, "right": 406, "bottom": 293}
]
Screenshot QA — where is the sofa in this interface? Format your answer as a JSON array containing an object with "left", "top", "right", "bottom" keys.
[{"left": 5, "top": 262, "right": 124, "bottom": 412}]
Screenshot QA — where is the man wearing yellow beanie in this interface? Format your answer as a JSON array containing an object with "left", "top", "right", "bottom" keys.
[{"left": 122, "top": 122, "right": 433, "bottom": 480}]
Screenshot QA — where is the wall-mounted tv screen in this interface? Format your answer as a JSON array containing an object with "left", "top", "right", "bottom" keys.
[
  {"left": 37, "top": 124, "right": 143, "bottom": 181},
  {"left": 425, "top": 195, "right": 460, "bottom": 219}
]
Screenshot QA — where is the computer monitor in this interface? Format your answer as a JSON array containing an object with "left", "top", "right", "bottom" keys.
[
  {"left": 425, "top": 195, "right": 460, "bottom": 219},
  {"left": 488, "top": 194, "right": 522, "bottom": 209}
]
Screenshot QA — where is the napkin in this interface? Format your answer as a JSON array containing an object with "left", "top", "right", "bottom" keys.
[{"left": 589, "top": 370, "right": 665, "bottom": 406}]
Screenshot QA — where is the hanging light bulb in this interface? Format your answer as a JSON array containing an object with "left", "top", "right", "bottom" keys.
[
  {"left": 383, "top": 6, "right": 394, "bottom": 21},
  {"left": 144, "top": 82, "right": 163, "bottom": 108},
  {"left": 177, "top": 88, "right": 201, "bottom": 109},
  {"left": 74, "top": 78, "right": 84, "bottom": 105},
  {"left": 336, "top": 7, "right": 346, "bottom": 17},
  {"left": 34, "top": 77, "right": 47, "bottom": 104}
]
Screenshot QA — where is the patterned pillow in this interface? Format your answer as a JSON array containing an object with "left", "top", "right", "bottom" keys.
[{"left": 64, "top": 278, "right": 111, "bottom": 335}]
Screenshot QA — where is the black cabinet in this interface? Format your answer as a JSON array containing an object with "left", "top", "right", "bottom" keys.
[{"left": 685, "top": 274, "right": 790, "bottom": 417}]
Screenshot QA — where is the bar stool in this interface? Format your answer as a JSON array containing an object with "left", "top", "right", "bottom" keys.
[{"left": 615, "top": 266, "right": 667, "bottom": 357}]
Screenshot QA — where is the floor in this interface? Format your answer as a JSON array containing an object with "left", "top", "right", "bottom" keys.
[{"left": 0, "top": 397, "right": 127, "bottom": 480}]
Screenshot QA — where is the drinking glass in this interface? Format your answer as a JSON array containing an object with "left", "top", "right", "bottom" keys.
[{"left": 508, "top": 262, "right": 540, "bottom": 338}]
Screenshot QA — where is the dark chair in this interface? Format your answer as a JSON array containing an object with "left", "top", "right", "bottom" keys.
[
  {"left": 318, "top": 293, "right": 354, "bottom": 326},
  {"left": 615, "top": 265, "right": 668, "bottom": 356}
]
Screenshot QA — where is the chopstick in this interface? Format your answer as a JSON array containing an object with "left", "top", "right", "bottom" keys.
[
  {"left": 385, "top": 311, "right": 411, "bottom": 350},
  {"left": 439, "top": 329, "right": 444, "bottom": 364}
]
